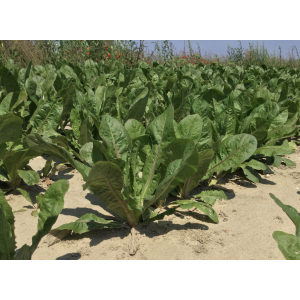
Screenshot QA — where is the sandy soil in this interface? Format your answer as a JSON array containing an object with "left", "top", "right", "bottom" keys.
[{"left": 5, "top": 150, "right": 300, "bottom": 260}]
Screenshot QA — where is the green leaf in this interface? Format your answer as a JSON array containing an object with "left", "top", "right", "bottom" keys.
[
  {"left": 282, "top": 158, "right": 296, "bottom": 167},
  {"left": 82, "top": 161, "right": 137, "bottom": 227},
  {"left": 79, "top": 142, "right": 94, "bottom": 165},
  {"left": 30, "top": 179, "right": 69, "bottom": 255},
  {"left": 144, "top": 140, "right": 198, "bottom": 208},
  {"left": 241, "top": 166, "right": 261, "bottom": 183},
  {"left": 3, "top": 148, "right": 40, "bottom": 188},
  {"left": 141, "top": 106, "right": 175, "bottom": 201},
  {"left": 273, "top": 231, "right": 300, "bottom": 260},
  {"left": 267, "top": 125, "right": 297, "bottom": 141},
  {"left": 57, "top": 84, "right": 76, "bottom": 121},
  {"left": 36, "top": 194, "right": 43, "bottom": 207},
  {"left": 26, "top": 134, "right": 76, "bottom": 168},
  {"left": 0, "top": 190, "right": 15, "bottom": 229},
  {"left": 141, "top": 207, "right": 177, "bottom": 225},
  {"left": 181, "top": 149, "right": 215, "bottom": 198},
  {"left": 32, "top": 211, "right": 38, "bottom": 217},
  {"left": 0, "top": 63, "right": 20, "bottom": 94},
  {"left": 70, "top": 108, "right": 82, "bottom": 140},
  {"left": 74, "top": 160, "right": 91, "bottom": 182},
  {"left": 18, "top": 170, "right": 40, "bottom": 186},
  {"left": 55, "top": 213, "right": 124, "bottom": 234},
  {"left": 14, "top": 244, "right": 31, "bottom": 260},
  {"left": 206, "top": 134, "right": 257, "bottom": 178},
  {"left": 0, "top": 92, "right": 27, "bottom": 115},
  {"left": 171, "top": 199, "right": 219, "bottom": 223},
  {"left": 0, "top": 113, "right": 23, "bottom": 144},
  {"left": 16, "top": 188, "right": 33, "bottom": 205},
  {"left": 0, "top": 194, "right": 16, "bottom": 260},
  {"left": 78, "top": 117, "right": 92, "bottom": 146},
  {"left": 254, "top": 145, "right": 293, "bottom": 156},
  {"left": 25, "top": 78, "right": 39, "bottom": 104},
  {"left": 270, "top": 155, "right": 282, "bottom": 167},
  {"left": 242, "top": 159, "right": 266, "bottom": 170},
  {"left": 24, "top": 61, "right": 32, "bottom": 83},
  {"left": 125, "top": 87, "right": 149, "bottom": 122},
  {"left": 43, "top": 157, "right": 53, "bottom": 177},
  {"left": 194, "top": 190, "right": 228, "bottom": 205},
  {"left": 175, "top": 114, "right": 203, "bottom": 144},
  {"left": 29, "top": 100, "right": 63, "bottom": 135},
  {"left": 99, "top": 115, "right": 131, "bottom": 162},
  {"left": 125, "top": 119, "right": 146, "bottom": 141},
  {"left": 270, "top": 193, "right": 300, "bottom": 237},
  {"left": 13, "top": 209, "right": 27, "bottom": 213}
]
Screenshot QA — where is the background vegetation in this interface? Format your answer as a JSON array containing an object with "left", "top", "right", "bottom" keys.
[{"left": 1, "top": 40, "right": 299, "bottom": 68}]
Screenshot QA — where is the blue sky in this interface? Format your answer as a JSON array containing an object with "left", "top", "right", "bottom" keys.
[{"left": 137, "top": 40, "right": 300, "bottom": 58}]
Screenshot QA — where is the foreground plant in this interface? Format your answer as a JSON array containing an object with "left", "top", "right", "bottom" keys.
[
  {"left": 0, "top": 180, "right": 69, "bottom": 260},
  {"left": 270, "top": 193, "right": 300, "bottom": 260},
  {"left": 0, "top": 113, "right": 42, "bottom": 193},
  {"left": 46, "top": 106, "right": 222, "bottom": 255}
]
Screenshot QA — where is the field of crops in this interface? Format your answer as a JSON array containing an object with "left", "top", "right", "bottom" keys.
[{"left": 1, "top": 54, "right": 300, "bottom": 260}]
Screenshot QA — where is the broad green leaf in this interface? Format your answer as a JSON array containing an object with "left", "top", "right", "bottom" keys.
[
  {"left": 3, "top": 148, "right": 40, "bottom": 188},
  {"left": 82, "top": 161, "right": 137, "bottom": 227},
  {"left": 55, "top": 213, "right": 124, "bottom": 234},
  {"left": 273, "top": 231, "right": 300, "bottom": 260},
  {"left": 26, "top": 134, "right": 76, "bottom": 168},
  {"left": 175, "top": 114, "right": 203, "bottom": 144},
  {"left": 282, "top": 158, "right": 296, "bottom": 167},
  {"left": 16, "top": 188, "right": 33, "bottom": 205},
  {"left": 29, "top": 100, "right": 63, "bottom": 135},
  {"left": 0, "top": 190, "right": 15, "bottom": 228},
  {"left": 70, "top": 108, "right": 82, "bottom": 140},
  {"left": 0, "top": 191, "right": 16, "bottom": 260},
  {"left": 270, "top": 193, "right": 300, "bottom": 237},
  {"left": 242, "top": 159, "right": 266, "bottom": 170},
  {"left": 78, "top": 117, "right": 92, "bottom": 146},
  {"left": 99, "top": 115, "right": 131, "bottom": 162},
  {"left": 141, "top": 207, "right": 176, "bottom": 225},
  {"left": 18, "top": 170, "right": 40, "bottom": 186},
  {"left": 0, "top": 63, "right": 20, "bottom": 94},
  {"left": 25, "top": 78, "right": 39, "bottom": 104},
  {"left": 255, "top": 145, "right": 293, "bottom": 156},
  {"left": 74, "top": 160, "right": 91, "bottom": 182},
  {"left": 30, "top": 179, "right": 69, "bottom": 255},
  {"left": 206, "top": 134, "right": 257, "bottom": 177},
  {"left": 56, "top": 84, "right": 76, "bottom": 121},
  {"left": 0, "top": 204, "right": 16, "bottom": 260},
  {"left": 242, "top": 166, "right": 261, "bottom": 183},
  {"left": 146, "top": 105, "right": 175, "bottom": 148},
  {"left": 144, "top": 140, "right": 198, "bottom": 207},
  {"left": 125, "top": 119, "right": 146, "bottom": 141},
  {"left": 14, "top": 244, "right": 31, "bottom": 260},
  {"left": 141, "top": 106, "right": 175, "bottom": 201},
  {"left": 194, "top": 190, "right": 228, "bottom": 205},
  {"left": 171, "top": 199, "right": 219, "bottom": 223},
  {"left": 0, "top": 113, "right": 23, "bottom": 144},
  {"left": 79, "top": 142, "right": 94, "bottom": 165},
  {"left": 268, "top": 155, "right": 282, "bottom": 167},
  {"left": 181, "top": 149, "right": 215, "bottom": 198},
  {"left": 0, "top": 92, "right": 27, "bottom": 115},
  {"left": 125, "top": 87, "right": 149, "bottom": 122}
]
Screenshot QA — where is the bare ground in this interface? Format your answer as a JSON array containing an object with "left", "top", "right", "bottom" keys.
[{"left": 6, "top": 151, "right": 300, "bottom": 260}]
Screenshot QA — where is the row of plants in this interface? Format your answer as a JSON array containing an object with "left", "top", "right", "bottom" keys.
[{"left": 1, "top": 58, "right": 300, "bottom": 258}]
